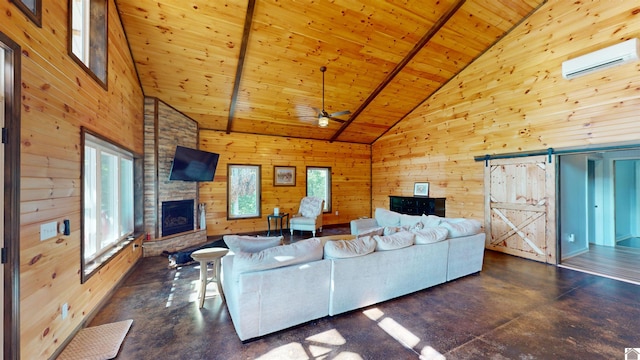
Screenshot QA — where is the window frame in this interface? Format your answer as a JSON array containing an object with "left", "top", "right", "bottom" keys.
[
  {"left": 227, "top": 164, "right": 262, "bottom": 220},
  {"left": 68, "top": 0, "right": 108, "bottom": 89},
  {"left": 306, "top": 166, "right": 332, "bottom": 213},
  {"left": 10, "top": 0, "right": 42, "bottom": 27},
  {"left": 81, "top": 129, "right": 136, "bottom": 283}
]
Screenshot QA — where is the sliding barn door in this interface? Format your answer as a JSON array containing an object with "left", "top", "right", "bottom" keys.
[{"left": 485, "top": 156, "right": 556, "bottom": 264}]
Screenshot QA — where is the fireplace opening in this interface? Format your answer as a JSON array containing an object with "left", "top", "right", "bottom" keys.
[{"left": 162, "top": 199, "right": 195, "bottom": 236}]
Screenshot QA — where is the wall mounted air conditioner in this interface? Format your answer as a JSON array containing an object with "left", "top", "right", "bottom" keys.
[{"left": 562, "top": 38, "right": 640, "bottom": 79}]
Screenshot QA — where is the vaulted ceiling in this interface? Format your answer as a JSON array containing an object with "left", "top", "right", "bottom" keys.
[{"left": 116, "top": 0, "right": 546, "bottom": 144}]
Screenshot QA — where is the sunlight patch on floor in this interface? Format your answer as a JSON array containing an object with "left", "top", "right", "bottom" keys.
[
  {"left": 363, "top": 307, "right": 446, "bottom": 359},
  {"left": 306, "top": 329, "right": 346, "bottom": 346},
  {"left": 378, "top": 317, "right": 420, "bottom": 348},
  {"left": 255, "top": 342, "right": 307, "bottom": 359},
  {"left": 254, "top": 328, "right": 367, "bottom": 359},
  {"left": 420, "top": 346, "right": 447, "bottom": 360},
  {"left": 165, "top": 268, "right": 182, "bottom": 307}
]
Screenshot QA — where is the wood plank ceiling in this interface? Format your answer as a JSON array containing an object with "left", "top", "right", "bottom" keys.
[{"left": 116, "top": 0, "right": 546, "bottom": 144}]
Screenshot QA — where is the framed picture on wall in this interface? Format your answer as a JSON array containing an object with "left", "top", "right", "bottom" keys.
[
  {"left": 414, "top": 182, "right": 429, "bottom": 197},
  {"left": 274, "top": 166, "right": 296, "bottom": 186}
]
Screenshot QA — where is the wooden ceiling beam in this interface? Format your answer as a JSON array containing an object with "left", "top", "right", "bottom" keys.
[
  {"left": 330, "top": 0, "right": 467, "bottom": 143},
  {"left": 226, "top": 0, "right": 257, "bottom": 134}
]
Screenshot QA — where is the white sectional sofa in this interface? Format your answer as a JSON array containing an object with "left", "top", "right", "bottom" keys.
[{"left": 221, "top": 209, "right": 485, "bottom": 341}]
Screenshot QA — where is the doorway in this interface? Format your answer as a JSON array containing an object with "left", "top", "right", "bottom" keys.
[
  {"left": 0, "top": 38, "right": 5, "bottom": 360},
  {"left": 1, "top": 31, "right": 22, "bottom": 360},
  {"left": 559, "top": 149, "right": 640, "bottom": 284}
]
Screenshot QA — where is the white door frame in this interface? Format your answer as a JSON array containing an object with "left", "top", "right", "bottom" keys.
[{"left": 587, "top": 157, "right": 605, "bottom": 245}]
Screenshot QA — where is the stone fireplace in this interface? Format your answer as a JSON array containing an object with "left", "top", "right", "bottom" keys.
[
  {"left": 142, "top": 97, "right": 206, "bottom": 257},
  {"left": 162, "top": 199, "right": 195, "bottom": 236}
]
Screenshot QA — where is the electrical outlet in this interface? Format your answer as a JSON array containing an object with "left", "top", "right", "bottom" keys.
[
  {"left": 40, "top": 222, "right": 58, "bottom": 241},
  {"left": 61, "top": 303, "right": 69, "bottom": 320},
  {"left": 335, "top": 210, "right": 339, "bottom": 216}
]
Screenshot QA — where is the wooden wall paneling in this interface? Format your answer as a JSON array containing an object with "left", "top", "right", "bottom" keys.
[
  {"left": 0, "top": 0, "right": 145, "bottom": 357},
  {"left": 199, "top": 130, "right": 371, "bottom": 237},
  {"left": 372, "top": 0, "right": 640, "bottom": 229}
]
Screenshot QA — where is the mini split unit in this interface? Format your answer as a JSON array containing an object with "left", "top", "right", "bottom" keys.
[{"left": 562, "top": 38, "right": 640, "bottom": 79}]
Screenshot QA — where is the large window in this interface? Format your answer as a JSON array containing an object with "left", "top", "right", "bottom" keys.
[
  {"left": 83, "top": 131, "right": 134, "bottom": 281},
  {"left": 306, "top": 166, "right": 331, "bottom": 212},
  {"left": 228, "top": 164, "right": 261, "bottom": 219},
  {"left": 69, "top": 0, "right": 108, "bottom": 87}
]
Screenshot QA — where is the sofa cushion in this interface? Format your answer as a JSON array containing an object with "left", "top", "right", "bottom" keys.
[
  {"left": 233, "top": 238, "right": 323, "bottom": 273},
  {"left": 290, "top": 216, "right": 316, "bottom": 225},
  {"left": 375, "top": 208, "right": 401, "bottom": 227},
  {"left": 223, "top": 235, "right": 283, "bottom": 253},
  {"left": 324, "top": 236, "right": 376, "bottom": 259},
  {"left": 413, "top": 227, "right": 449, "bottom": 244},
  {"left": 441, "top": 219, "right": 482, "bottom": 238},
  {"left": 372, "top": 231, "right": 415, "bottom": 251},
  {"left": 421, "top": 214, "right": 442, "bottom": 228}
]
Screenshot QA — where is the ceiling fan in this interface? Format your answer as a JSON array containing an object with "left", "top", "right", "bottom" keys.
[{"left": 308, "top": 66, "right": 351, "bottom": 127}]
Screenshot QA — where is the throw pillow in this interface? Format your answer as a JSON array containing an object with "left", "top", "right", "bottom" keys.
[
  {"left": 410, "top": 221, "right": 424, "bottom": 231},
  {"left": 375, "top": 208, "right": 401, "bottom": 227},
  {"left": 223, "top": 235, "right": 283, "bottom": 253},
  {"left": 413, "top": 227, "right": 449, "bottom": 244},
  {"left": 440, "top": 219, "right": 482, "bottom": 238},
  {"left": 400, "top": 214, "right": 423, "bottom": 228},
  {"left": 324, "top": 236, "right": 376, "bottom": 259},
  {"left": 372, "top": 231, "right": 415, "bottom": 251},
  {"left": 421, "top": 214, "right": 442, "bottom": 228},
  {"left": 233, "top": 238, "right": 323, "bottom": 273},
  {"left": 383, "top": 226, "right": 402, "bottom": 236}
]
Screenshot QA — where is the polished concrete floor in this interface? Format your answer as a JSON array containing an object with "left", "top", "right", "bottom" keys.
[{"left": 89, "top": 227, "right": 640, "bottom": 359}]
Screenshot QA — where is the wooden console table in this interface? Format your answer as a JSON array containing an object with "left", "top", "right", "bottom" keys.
[{"left": 389, "top": 196, "right": 445, "bottom": 217}]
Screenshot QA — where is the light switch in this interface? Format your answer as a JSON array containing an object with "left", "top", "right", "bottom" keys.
[{"left": 40, "top": 221, "right": 58, "bottom": 241}]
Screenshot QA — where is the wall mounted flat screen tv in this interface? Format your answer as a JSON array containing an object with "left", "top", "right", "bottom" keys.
[{"left": 169, "top": 146, "right": 220, "bottom": 182}]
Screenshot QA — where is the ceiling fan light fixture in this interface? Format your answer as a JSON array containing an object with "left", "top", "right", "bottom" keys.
[{"left": 318, "top": 116, "right": 330, "bottom": 127}]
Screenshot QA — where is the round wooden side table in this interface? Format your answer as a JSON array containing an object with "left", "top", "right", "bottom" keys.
[{"left": 190, "top": 247, "right": 229, "bottom": 308}]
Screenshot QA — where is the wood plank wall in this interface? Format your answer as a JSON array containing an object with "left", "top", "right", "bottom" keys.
[
  {"left": 198, "top": 130, "right": 371, "bottom": 236},
  {"left": 373, "top": 1, "right": 640, "bottom": 222},
  {"left": 1, "top": 1, "right": 144, "bottom": 358}
]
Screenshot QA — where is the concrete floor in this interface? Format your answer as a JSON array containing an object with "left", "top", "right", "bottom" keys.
[{"left": 89, "top": 228, "right": 640, "bottom": 359}]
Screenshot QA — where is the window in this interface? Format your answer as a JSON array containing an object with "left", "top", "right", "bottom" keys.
[
  {"left": 82, "top": 131, "right": 134, "bottom": 281},
  {"left": 69, "top": 0, "right": 108, "bottom": 87},
  {"left": 306, "top": 167, "right": 331, "bottom": 212},
  {"left": 228, "top": 164, "right": 261, "bottom": 219},
  {"left": 11, "top": 0, "right": 42, "bottom": 27}
]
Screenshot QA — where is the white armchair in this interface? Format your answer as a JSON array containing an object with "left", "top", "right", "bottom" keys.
[{"left": 289, "top": 197, "right": 324, "bottom": 237}]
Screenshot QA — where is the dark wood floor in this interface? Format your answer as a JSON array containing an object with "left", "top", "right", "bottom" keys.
[{"left": 88, "top": 227, "right": 640, "bottom": 359}]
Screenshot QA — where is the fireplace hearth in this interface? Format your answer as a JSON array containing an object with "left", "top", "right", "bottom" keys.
[{"left": 162, "top": 199, "right": 195, "bottom": 236}]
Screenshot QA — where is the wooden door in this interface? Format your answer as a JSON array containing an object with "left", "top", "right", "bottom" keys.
[{"left": 484, "top": 155, "right": 556, "bottom": 264}]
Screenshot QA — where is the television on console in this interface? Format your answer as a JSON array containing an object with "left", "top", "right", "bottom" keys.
[{"left": 168, "top": 146, "right": 220, "bottom": 182}]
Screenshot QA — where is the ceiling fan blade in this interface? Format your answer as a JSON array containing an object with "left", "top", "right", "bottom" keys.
[
  {"left": 329, "top": 117, "right": 346, "bottom": 123},
  {"left": 329, "top": 110, "right": 351, "bottom": 117}
]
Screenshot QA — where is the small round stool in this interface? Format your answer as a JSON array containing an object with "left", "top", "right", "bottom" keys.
[{"left": 190, "top": 247, "right": 229, "bottom": 308}]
